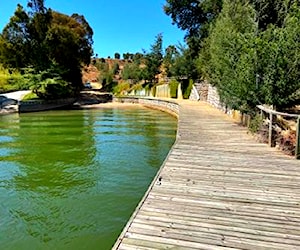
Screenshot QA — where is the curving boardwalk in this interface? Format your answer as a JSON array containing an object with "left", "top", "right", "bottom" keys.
[{"left": 113, "top": 100, "right": 300, "bottom": 250}]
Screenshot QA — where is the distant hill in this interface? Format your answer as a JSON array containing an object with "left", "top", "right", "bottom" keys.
[
  {"left": 82, "top": 58, "right": 126, "bottom": 83},
  {"left": 81, "top": 57, "right": 167, "bottom": 91}
]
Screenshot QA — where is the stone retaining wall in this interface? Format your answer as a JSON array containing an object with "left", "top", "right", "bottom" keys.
[
  {"left": 207, "top": 84, "right": 226, "bottom": 112},
  {"left": 189, "top": 85, "right": 200, "bottom": 101},
  {"left": 193, "top": 81, "right": 209, "bottom": 101}
]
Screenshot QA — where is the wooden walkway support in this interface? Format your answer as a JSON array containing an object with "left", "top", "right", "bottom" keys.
[{"left": 113, "top": 101, "right": 300, "bottom": 250}]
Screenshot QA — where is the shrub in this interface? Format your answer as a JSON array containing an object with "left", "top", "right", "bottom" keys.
[
  {"left": 181, "top": 79, "right": 194, "bottom": 99},
  {"left": 169, "top": 79, "right": 179, "bottom": 98},
  {"left": 112, "top": 63, "right": 119, "bottom": 75},
  {"left": 0, "top": 66, "right": 27, "bottom": 92},
  {"left": 31, "top": 78, "right": 72, "bottom": 99},
  {"left": 22, "top": 92, "right": 39, "bottom": 101},
  {"left": 249, "top": 114, "right": 264, "bottom": 134},
  {"left": 113, "top": 81, "right": 130, "bottom": 95}
]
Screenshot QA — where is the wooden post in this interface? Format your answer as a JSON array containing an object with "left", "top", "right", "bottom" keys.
[
  {"left": 295, "top": 117, "right": 300, "bottom": 159},
  {"left": 260, "top": 110, "right": 264, "bottom": 119},
  {"left": 246, "top": 114, "right": 251, "bottom": 128},
  {"left": 269, "top": 113, "right": 273, "bottom": 147}
]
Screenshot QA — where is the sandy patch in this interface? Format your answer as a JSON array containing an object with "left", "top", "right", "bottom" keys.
[{"left": 79, "top": 102, "right": 143, "bottom": 109}]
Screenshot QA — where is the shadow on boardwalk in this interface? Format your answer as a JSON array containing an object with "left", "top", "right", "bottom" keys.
[{"left": 114, "top": 100, "right": 300, "bottom": 250}]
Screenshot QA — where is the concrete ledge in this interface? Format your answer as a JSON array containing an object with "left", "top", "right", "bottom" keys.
[
  {"left": 19, "top": 98, "right": 76, "bottom": 113},
  {"left": 113, "top": 96, "right": 179, "bottom": 118}
]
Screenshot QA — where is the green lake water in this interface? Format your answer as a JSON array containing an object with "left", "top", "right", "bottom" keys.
[{"left": 0, "top": 106, "right": 177, "bottom": 250}]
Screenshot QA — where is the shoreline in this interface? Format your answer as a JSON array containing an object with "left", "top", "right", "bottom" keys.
[{"left": 77, "top": 102, "right": 143, "bottom": 109}]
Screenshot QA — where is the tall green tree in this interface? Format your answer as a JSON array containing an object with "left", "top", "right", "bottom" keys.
[
  {"left": 164, "top": 0, "right": 222, "bottom": 40},
  {"left": 143, "top": 33, "right": 163, "bottom": 83},
  {"left": 0, "top": 4, "right": 31, "bottom": 68},
  {"left": 256, "top": 3, "right": 300, "bottom": 109},
  {"left": 121, "top": 63, "right": 143, "bottom": 83},
  {"left": 250, "top": 0, "right": 299, "bottom": 30},
  {"left": 164, "top": 0, "right": 223, "bottom": 58},
  {"left": 170, "top": 44, "right": 199, "bottom": 80},
  {"left": 201, "top": 0, "right": 300, "bottom": 111},
  {"left": 203, "top": 0, "right": 257, "bottom": 111},
  {"left": 45, "top": 11, "right": 93, "bottom": 89},
  {"left": 163, "top": 45, "right": 177, "bottom": 77}
]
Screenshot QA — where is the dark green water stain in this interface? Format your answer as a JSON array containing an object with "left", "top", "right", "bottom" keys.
[{"left": 0, "top": 107, "right": 177, "bottom": 250}]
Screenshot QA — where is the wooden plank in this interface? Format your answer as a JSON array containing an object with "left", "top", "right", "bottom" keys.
[
  {"left": 124, "top": 232, "right": 239, "bottom": 250},
  {"left": 132, "top": 215, "right": 300, "bottom": 243},
  {"left": 140, "top": 207, "right": 300, "bottom": 229},
  {"left": 120, "top": 238, "right": 199, "bottom": 250}
]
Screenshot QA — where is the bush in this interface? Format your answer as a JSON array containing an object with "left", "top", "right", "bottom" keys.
[
  {"left": 113, "top": 81, "right": 130, "bottom": 95},
  {"left": 22, "top": 92, "right": 39, "bottom": 101},
  {"left": 0, "top": 66, "right": 29, "bottom": 92},
  {"left": 112, "top": 63, "right": 119, "bottom": 75},
  {"left": 8, "top": 73, "right": 33, "bottom": 91},
  {"left": 181, "top": 79, "right": 194, "bottom": 99},
  {"left": 249, "top": 114, "right": 264, "bottom": 134},
  {"left": 31, "top": 78, "right": 72, "bottom": 99},
  {"left": 169, "top": 79, "right": 179, "bottom": 98}
]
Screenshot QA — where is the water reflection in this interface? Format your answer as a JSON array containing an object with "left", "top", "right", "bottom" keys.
[
  {"left": 4, "top": 111, "right": 97, "bottom": 196},
  {"left": 0, "top": 107, "right": 177, "bottom": 249}
]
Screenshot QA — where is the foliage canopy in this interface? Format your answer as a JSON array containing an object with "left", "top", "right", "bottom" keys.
[
  {"left": 0, "top": 0, "right": 93, "bottom": 98},
  {"left": 164, "top": 0, "right": 300, "bottom": 111}
]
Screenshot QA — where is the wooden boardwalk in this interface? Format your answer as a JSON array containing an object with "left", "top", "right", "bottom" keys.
[{"left": 113, "top": 101, "right": 300, "bottom": 250}]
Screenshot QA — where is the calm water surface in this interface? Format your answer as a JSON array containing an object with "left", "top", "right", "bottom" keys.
[{"left": 0, "top": 106, "right": 177, "bottom": 250}]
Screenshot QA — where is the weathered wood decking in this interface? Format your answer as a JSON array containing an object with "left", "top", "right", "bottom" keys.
[{"left": 113, "top": 101, "right": 300, "bottom": 250}]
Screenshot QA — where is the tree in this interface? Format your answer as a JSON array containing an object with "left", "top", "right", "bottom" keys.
[
  {"left": 133, "top": 53, "right": 144, "bottom": 64},
  {"left": 0, "top": 4, "right": 31, "bottom": 68},
  {"left": 0, "top": 2, "right": 94, "bottom": 97},
  {"left": 121, "top": 63, "right": 143, "bottom": 83},
  {"left": 201, "top": 0, "right": 300, "bottom": 111},
  {"left": 164, "top": 0, "right": 223, "bottom": 60},
  {"left": 256, "top": 3, "right": 300, "bottom": 109},
  {"left": 250, "top": 0, "right": 299, "bottom": 30},
  {"left": 203, "top": 0, "right": 257, "bottom": 112},
  {"left": 163, "top": 45, "right": 177, "bottom": 77},
  {"left": 114, "top": 52, "right": 121, "bottom": 59},
  {"left": 123, "top": 53, "right": 134, "bottom": 60},
  {"left": 27, "top": 0, "right": 46, "bottom": 13},
  {"left": 143, "top": 33, "right": 163, "bottom": 83},
  {"left": 45, "top": 11, "right": 93, "bottom": 90},
  {"left": 163, "top": 1, "right": 224, "bottom": 79},
  {"left": 164, "top": 0, "right": 222, "bottom": 40},
  {"left": 168, "top": 43, "right": 199, "bottom": 80}
]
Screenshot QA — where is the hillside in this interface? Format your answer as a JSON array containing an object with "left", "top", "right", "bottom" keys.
[{"left": 82, "top": 58, "right": 127, "bottom": 89}]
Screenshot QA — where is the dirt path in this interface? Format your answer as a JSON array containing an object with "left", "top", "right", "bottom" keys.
[{"left": 1, "top": 90, "right": 31, "bottom": 101}]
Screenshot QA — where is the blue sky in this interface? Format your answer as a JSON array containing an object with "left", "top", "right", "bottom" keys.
[{"left": 0, "top": 0, "right": 186, "bottom": 58}]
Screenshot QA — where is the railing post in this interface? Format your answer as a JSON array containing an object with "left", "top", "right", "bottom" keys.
[
  {"left": 296, "top": 117, "right": 300, "bottom": 159},
  {"left": 269, "top": 113, "right": 273, "bottom": 147}
]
